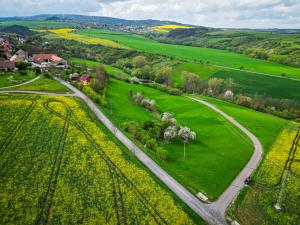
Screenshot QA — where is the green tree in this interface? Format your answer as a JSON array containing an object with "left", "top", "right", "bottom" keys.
[
  {"left": 91, "top": 66, "right": 109, "bottom": 93},
  {"left": 132, "top": 55, "right": 146, "bottom": 68},
  {"left": 182, "top": 71, "right": 199, "bottom": 93},
  {"left": 208, "top": 78, "right": 224, "bottom": 96},
  {"left": 154, "top": 66, "right": 172, "bottom": 85},
  {"left": 16, "top": 61, "right": 30, "bottom": 71}
]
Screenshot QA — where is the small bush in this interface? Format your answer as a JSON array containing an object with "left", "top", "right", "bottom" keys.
[
  {"left": 143, "top": 83, "right": 182, "bottom": 96},
  {"left": 156, "top": 147, "right": 168, "bottom": 161}
]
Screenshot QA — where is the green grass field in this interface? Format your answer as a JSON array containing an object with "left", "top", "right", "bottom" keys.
[
  {"left": 0, "top": 94, "right": 194, "bottom": 224},
  {"left": 0, "top": 21, "right": 78, "bottom": 29},
  {"left": 75, "top": 29, "right": 300, "bottom": 79},
  {"left": 68, "top": 57, "right": 131, "bottom": 79},
  {"left": 194, "top": 96, "right": 287, "bottom": 151},
  {"left": 0, "top": 71, "right": 36, "bottom": 88},
  {"left": 172, "top": 62, "right": 220, "bottom": 86},
  {"left": 100, "top": 78, "right": 255, "bottom": 199},
  {"left": 6, "top": 75, "right": 70, "bottom": 93},
  {"left": 211, "top": 70, "right": 300, "bottom": 101}
]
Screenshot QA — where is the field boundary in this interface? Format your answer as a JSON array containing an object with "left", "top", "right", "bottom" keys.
[{"left": 207, "top": 63, "right": 300, "bottom": 82}]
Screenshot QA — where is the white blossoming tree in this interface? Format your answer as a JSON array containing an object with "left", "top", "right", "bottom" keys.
[
  {"left": 161, "top": 112, "right": 173, "bottom": 121},
  {"left": 163, "top": 126, "right": 178, "bottom": 141},
  {"left": 178, "top": 126, "right": 196, "bottom": 157}
]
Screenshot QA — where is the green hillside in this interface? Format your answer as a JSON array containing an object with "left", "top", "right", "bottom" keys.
[
  {"left": 76, "top": 29, "right": 300, "bottom": 79},
  {"left": 212, "top": 70, "right": 300, "bottom": 101}
]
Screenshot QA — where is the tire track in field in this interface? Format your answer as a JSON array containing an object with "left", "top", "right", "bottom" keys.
[
  {"left": 43, "top": 100, "right": 167, "bottom": 225},
  {"left": 43, "top": 100, "right": 125, "bottom": 225},
  {"left": 35, "top": 103, "right": 71, "bottom": 225},
  {"left": 0, "top": 99, "right": 37, "bottom": 157}
]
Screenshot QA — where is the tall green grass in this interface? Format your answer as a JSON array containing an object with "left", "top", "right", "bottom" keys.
[{"left": 212, "top": 70, "right": 300, "bottom": 101}]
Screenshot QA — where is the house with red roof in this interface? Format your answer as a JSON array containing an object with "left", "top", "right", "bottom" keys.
[
  {"left": 80, "top": 74, "right": 91, "bottom": 85},
  {"left": 30, "top": 54, "right": 67, "bottom": 69},
  {"left": 10, "top": 50, "right": 28, "bottom": 63},
  {"left": 0, "top": 60, "right": 15, "bottom": 71}
]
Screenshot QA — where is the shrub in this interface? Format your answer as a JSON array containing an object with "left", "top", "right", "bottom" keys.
[
  {"left": 236, "top": 95, "right": 253, "bottom": 108},
  {"left": 143, "top": 83, "right": 182, "bottom": 95},
  {"left": 82, "top": 86, "right": 109, "bottom": 108},
  {"left": 143, "top": 120, "right": 155, "bottom": 130},
  {"left": 44, "top": 72, "right": 51, "bottom": 79},
  {"left": 124, "top": 121, "right": 138, "bottom": 136},
  {"left": 132, "top": 92, "right": 158, "bottom": 113},
  {"left": 146, "top": 139, "right": 157, "bottom": 151},
  {"left": 156, "top": 147, "right": 168, "bottom": 161},
  {"left": 16, "top": 61, "right": 30, "bottom": 71},
  {"left": 19, "top": 70, "right": 27, "bottom": 76},
  {"left": 132, "top": 55, "right": 146, "bottom": 68}
]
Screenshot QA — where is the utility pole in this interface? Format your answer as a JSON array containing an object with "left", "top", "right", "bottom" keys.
[{"left": 274, "top": 170, "right": 290, "bottom": 210}]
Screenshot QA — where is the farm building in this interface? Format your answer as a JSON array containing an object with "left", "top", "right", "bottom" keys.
[
  {"left": 0, "top": 60, "right": 15, "bottom": 71},
  {"left": 10, "top": 49, "right": 28, "bottom": 62},
  {"left": 30, "top": 54, "right": 67, "bottom": 69},
  {"left": 69, "top": 73, "right": 80, "bottom": 81},
  {"left": 80, "top": 74, "right": 91, "bottom": 85},
  {"left": 0, "top": 38, "right": 11, "bottom": 59}
]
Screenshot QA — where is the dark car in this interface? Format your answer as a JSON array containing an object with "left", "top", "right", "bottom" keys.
[{"left": 244, "top": 177, "right": 252, "bottom": 185}]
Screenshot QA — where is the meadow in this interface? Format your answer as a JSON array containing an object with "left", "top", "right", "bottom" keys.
[
  {"left": 230, "top": 123, "right": 299, "bottom": 225},
  {"left": 0, "top": 94, "right": 194, "bottom": 225},
  {"left": 5, "top": 75, "right": 70, "bottom": 93},
  {"left": 211, "top": 70, "right": 300, "bottom": 101},
  {"left": 0, "top": 21, "right": 77, "bottom": 29},
  {"left": 195, "top": 96, "right": 287, "bottom": 151},
  {"left": 68, "top": 57, "right": 131, "bottom": 79},
  {"left": 75, "top": 29, "right": 300, "bottom": 79},
  {"left": 99, "top": 78, "right": 255, "bottom": 199},
  {"left": 0, "top": 71, "right": 36, "bottom": 88},
  {"left": 172, "top": 62, "right": 220, "bottom": 86}
]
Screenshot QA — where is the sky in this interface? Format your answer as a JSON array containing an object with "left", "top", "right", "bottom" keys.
[{"left": 0, "top": 0, "right": 300, "bottom": 28}]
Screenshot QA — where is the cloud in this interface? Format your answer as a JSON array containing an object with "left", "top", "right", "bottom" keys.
[{"left": 0, "top": 0, "right": 299, "bottom": 28}]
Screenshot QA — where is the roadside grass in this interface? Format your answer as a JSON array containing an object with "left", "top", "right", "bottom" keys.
[
  {"left": 194, "top": 95, "right": 287, "bottom": 151},
  {"left": 172, "top": 62, "right": 220, "bottom": 86},
  {"left": 75, "top": 29, "right": 300, "bottom": 79},
  {"left": 211, "top": 70, "right": 300, "bottom": 101},
  {"left": 68, "top": 57, "right": 131, "bottom": 78},
  {"left": 99, "top": 78, "right": 253, "bottom": 200},
  {"left": 7, "top": 75, "right": 70, "bottom": 93},
  {"left": 0, "top": 71, "right": 36, "bottom": 88},
  {"left": 0, "top": 21, "right": 78, "bottom": 29}
]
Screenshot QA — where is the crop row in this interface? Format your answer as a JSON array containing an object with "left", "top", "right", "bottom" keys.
[{"left": 0, "top": 95, "right": 193, "bottom": 225}]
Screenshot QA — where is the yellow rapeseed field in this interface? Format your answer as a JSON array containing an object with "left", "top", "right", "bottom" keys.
[
  {"left": 36, "top": 28, "right": 124, "bottom": 48},
  {"left": 0, "top": 95, "right": 194, "bottom": 224},
  {"left": 256, "top": 123, "right": 299, "bottom": 185},
  {"left": 151, "top": 24, "right": 192, "bottom": 33}
]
